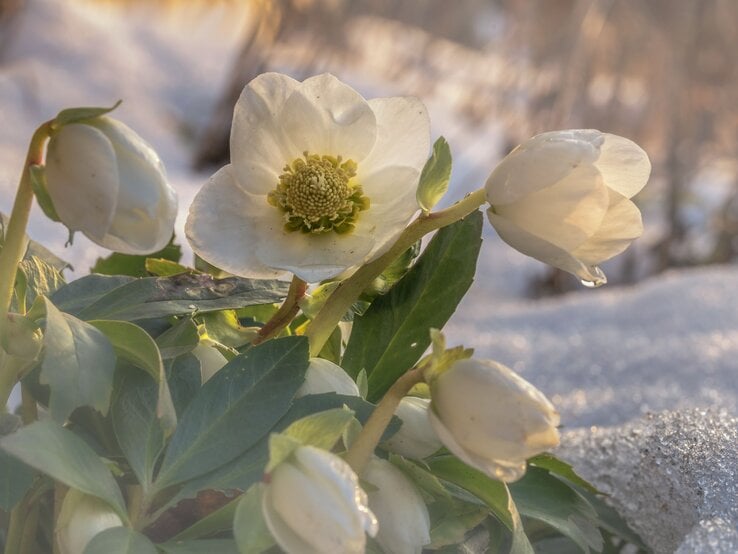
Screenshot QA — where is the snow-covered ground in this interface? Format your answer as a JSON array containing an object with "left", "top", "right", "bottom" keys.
[{"left": 1, "top": 1, "right": 737, "bottom": 551}]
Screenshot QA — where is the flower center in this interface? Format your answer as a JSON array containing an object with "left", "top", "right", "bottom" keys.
[{"left": 268, "top": 152, "right": 370, "bottom": 234}]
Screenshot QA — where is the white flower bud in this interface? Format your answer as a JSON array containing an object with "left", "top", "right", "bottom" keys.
[
  {"left": 428, "top": 358, "right": 560, "bottom": 482},
  {"left": 485, "top": 130, "right": 650, "bottom": 285},
  {"left": 383, "top": 397, "right": 441, "bottom": 460},
  {"left": 55, "top": 489, "right": 123, "bottom": 554},
  {"left": 296, "top": 358, "right": 360, "bottom": 398},
  {"left": 364, "top": 458, "right": 431, "bottom": 554},
  {"left": 45, "top": 116, "right": 177, "bottom": 255},
  {"left": 191, "top": 342, "right": 228, "bottom": 383},
  {"left": 262, "top": 445, "right": 378, "bottom": 554}
]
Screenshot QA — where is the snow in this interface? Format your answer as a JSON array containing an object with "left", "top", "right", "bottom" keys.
[{"left": 1, "top": 0, "right": 737, "bottom": 551}]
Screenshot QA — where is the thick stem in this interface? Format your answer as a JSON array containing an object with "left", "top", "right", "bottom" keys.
[
  {"left": 344, "top": 367, "right": 426, "bottom": 475},
  {"left": 305, "top": 188, "right": 487, "bottom": 356},
  {"left": 251, "top": 275, "right": 307, "bottom": 346}
]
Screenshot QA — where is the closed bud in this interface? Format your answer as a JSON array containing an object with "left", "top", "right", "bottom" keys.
[
  {"left": 428, "top": 358, "right": 560, "bottom": 482},
  {"left": 296, "top": 358, "right": 360, "bottom": 398},
  {"left": 45, "top": 116, "right": 177, "bottom": 254},
  {"left": 55, "top": 489, "right": 123, "bottom": 554},
  {"left": 364, "top": 458, "right": 431, "bottom": 554},
  {"left": 485, "top": 130, "right": 650, "bottom": 285},
  {"left": 261, "top": 445, "right": 378, "bottom": 553},
  {"left": 383, "top": 396, "right": 441, "bottom": 460},
  {"left": 191, "top": 341, "right": 228, "bottom": 383}
]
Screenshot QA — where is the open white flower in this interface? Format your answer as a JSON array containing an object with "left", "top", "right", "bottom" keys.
[
  {"left": 428, "top": 358, "right": 560, "bottom": 482},
  {"left": 186, "top": 73, "right": 430, "bottom": 283},
  {"left": 485, "top": 130, "right": 650, "bottom": 285},
  {"left": 45, "top": 116, "right": 177, "bottom": 254}
]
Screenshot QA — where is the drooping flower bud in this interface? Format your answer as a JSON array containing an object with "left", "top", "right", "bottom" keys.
[
  {"left": 383, "top": 396, "right": 441, "bottom": 460},
  {"left": 261, "top": 445, "right": 378, "bottom": 553},
  {"left": 55, "top": 489, "right": 123, "bottom": 554},
  {"left": 428, "top": 358, "right": 560, "bottom": 482},
  {"left": 296, "top": 358, "right": 360, "bottom": 398},
  {"left": 364, "top": 458, "right": 431, "bottom": 554},
  {"left": 485, "top": 129, "right": 650, "bottom": 286},
  {"left": 45, "top": 116, "right": 177, "bottom": 255}
]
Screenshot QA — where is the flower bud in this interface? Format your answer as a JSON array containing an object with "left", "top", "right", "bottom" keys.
[
  {"left": 428, "top": 358, "right": 560, "bottom": 482},
  {"left": 485, "top": 130, "right": 650, "bottom": 285},
  {"left": 262, "top": 445, "right": 378, "bottom": 553},
  {"left": 364, "top": 458, "right": 431, "bottom": 554},
  {"left": 45, "top": 116, "right": 177, "bottom": 255},
  {"left": 55, "top": 489, "right": 123, "bottom": 554},
  {"left": 296, "top": 358, "right": 360, "bottom": 398},
  {"left": 383, "top": 397, "right": 441, "bottom": 460}
]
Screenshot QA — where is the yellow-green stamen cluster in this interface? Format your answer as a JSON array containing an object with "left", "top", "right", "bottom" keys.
[{"left": 268, "top": 152, "right": 370, "bottom": 234}]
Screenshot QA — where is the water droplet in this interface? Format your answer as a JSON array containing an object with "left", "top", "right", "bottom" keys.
[{"left": 580, "top": 266, "right": 607, "bottom": 288}]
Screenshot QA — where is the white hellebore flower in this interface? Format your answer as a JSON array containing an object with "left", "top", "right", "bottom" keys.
[
  {"left": 364, "top": 458, "right": 431, "bottom": 554},
  {"left": 428, "top": 358, "right": 560, "bottom": 482},
  {"left": 186, "top": 72, "right": 431, "bottom": 283},
  {"left": 55, "top": 489, "right": 123, "bottom": 554},
  {"left": 296, "top": 357, "right": 360, "bottom": 398},
  {"left": 45, "top": 116, "right": 177, "bottom": 254},
  {"left": 384, "top": 396, "right": 442, "bottom": 460},
  {"left": 485, "top": 130, "right": 651, "bottom": 285},
  {"left": 262, "top": 445, "right": 378, "bottom": 554}
]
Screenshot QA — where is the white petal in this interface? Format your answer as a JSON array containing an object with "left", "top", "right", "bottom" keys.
[
  {"left": 45, "top": 123, "right": 118, "bottom": 241},
  {"left": 262, "top": 478, "right": 323, "bottom": 554},
  {"left": 230, "top": 72, "right": 299, "bottom": 195},
  {"left": 185, "top": 165, "right": 285, "bottom": 279},
  {"left": 485, "top": 130, "right": 601, "bottom": 205},
  {"left": 90, "top": 118, "right": 177, "bottom": 254},
  {"left": 487, "top": 209, "right": 605, "bottom": 283},
  {"left": 427, "top": 407, "right": 527, "bottom": 482},
  {"left": 383, "top": 397, "right": 441, "bottom": 460},
  {"left": 297, "top": 358, "right": 360, "bottom": 398},
  {"left": 360, "top": 96, "right": 430, "bottom": 173},
  {"left": 572, "top": 190, "right": 643, "bottom": 266},
  {"left": 280, "top": 74, "right": 377, "bottom": 161},
  {"left": 492, "top": 165, "right": 609, "bottom": 251},
  {"left": 595, "top": 133, "right": 651, "bottom": 198}
]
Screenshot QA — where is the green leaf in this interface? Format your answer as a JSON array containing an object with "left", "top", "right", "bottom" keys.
[
  {"left": 509, "top": 467, "right": 603, "bottom": 553},
  {"left": 83, "top": 527, "right": 157, "bottom": 554},
  {"left": 166, "top": 353, "right": 202, "bottom": 416},
  {"left": 234, "top": 486, "right": 275, "bottom": 554},
  {"left": 18, "top": 255, "right": 64, "bottom": 310},
  {"left": 0, "top": 414, "right": 34, "bottom": 510},
  {"left": 172, "top": 497, "right": 240, "bottom": 541},
  {"left": 91, "top": 237, "right": 182, "bottom": 277},
  {"left": 428, "top": 502, "right": 488, "bottom": 549},
  {"left": 145, "top": 258, "right": 191, "bottom": 277},
  {"left": 50, "top": 274, "right": 134, "bottom": 317},
  {"left": 0, "top": 420, "right": 127, "bottom": 518},
  {"left": 89, "top": 320, "right": 162, "bottom": 382},
  {"left": 74, "top": 274, "right": 290, "bottom": 321},
  {"left": 389, "top": 455, "right": 451, "bottom": 504},
  {"left": 40, "top": 297, "right": 117, "bottom": 422},
  {"left": 356, "top": 369, "right": 368, "bottom": 399},
  {"left": 528, "top": 453, "right": 599, "bottom": 494},
  {"left": 427, "top": 456, "right": 513, "bottom": 531},
  {"left": 417, "top": 136, "right": 452, "bottom": 212},
  {"left": 283, "top": 407, "right": 355, "bottom": 450},
  {"left": 200, "top": 310, "right": 257, "bottom": 349},
  {"left": 0, "top": 212, "right": 71, "bottom": 272},
  {"left": 157, "top": 318, "right": 200, "bottom": 359},
  {"left": 362, "top": 241, "right": 421, "bottom": 299},
  {"left": 343, "top": 212, "right": 483, "bottom": 400},
  {"left": 111, "top": 370, "right": 165, "bottom": 490},
  {"left": 53, "top": 100, "right": 122, "bottom": 127},
  {"left": 157, "top": 540, "right": 239, "bottom": 554},
  {"left": 29, "top": 164, "right": 60, "bottom": 222},
  {"left": 574, "top": 486, "right": 648, "bottom": 550},
  {"left": 154, "top": 337, "right": 309, "bottom": 489}
]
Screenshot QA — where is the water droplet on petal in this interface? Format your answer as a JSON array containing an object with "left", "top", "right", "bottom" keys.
[{"left": 580, "top": 266, "right": 607, "bottom": 288}]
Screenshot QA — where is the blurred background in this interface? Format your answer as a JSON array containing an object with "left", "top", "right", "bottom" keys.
[{"left": 1, "top": 0, "right": 737, "bottom": 300}]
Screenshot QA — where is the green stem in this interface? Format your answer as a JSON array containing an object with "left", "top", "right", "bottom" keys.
[
  {"left": 305, "top": 187, "right": 487, "bottom": 356},
  {"left": 0, "top": 121, "right": 52, "bottom": 408},
  {"left": 251, "top": 275, "right": 307, "bottom": 346},
  {"left": 344, "top": 366, "right": 426, "bottom": 475}
]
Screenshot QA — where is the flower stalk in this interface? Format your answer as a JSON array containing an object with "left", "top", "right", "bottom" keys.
[
  {"left": 305, "top": 187, "right": 487, "bottom": 356},
  {"left": 343, "top": 366, "right": 426, "bottom": 475},
  {"left": 251, "top": 275, "right": 307, "bottom": 345}
]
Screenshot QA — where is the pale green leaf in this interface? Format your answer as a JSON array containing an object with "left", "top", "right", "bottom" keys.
[
  {"left": 83, "top": 527, "right": 157, "bottom": 554},
  {"left": 234, "top": 485, "right": 275, "bottom": 554},
  {"left": 53, "top": 100, "right": 122, "bottom": 128},
  {"left": 417, "top": 136, "right": 452, "bottom": 212}
]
